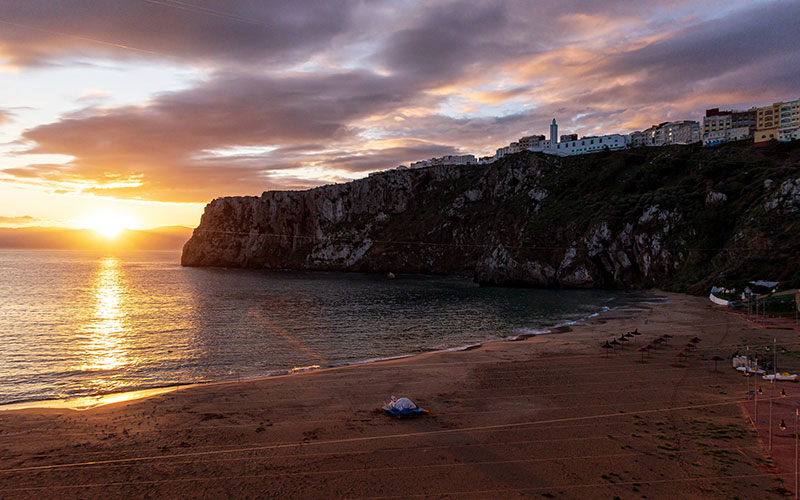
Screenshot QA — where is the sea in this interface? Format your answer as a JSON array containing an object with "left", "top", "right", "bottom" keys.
[{"left": 0, "top": 250, "right": 626, "bottom": 406}]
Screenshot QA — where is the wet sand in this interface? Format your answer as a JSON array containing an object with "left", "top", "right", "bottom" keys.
[{"left": 0, "top": 292, "right": 797, "bottom": 499}]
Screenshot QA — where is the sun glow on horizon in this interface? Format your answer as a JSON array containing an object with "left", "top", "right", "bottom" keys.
[{"left": 84, "top": 213, "right": 137, "bottom": 238}]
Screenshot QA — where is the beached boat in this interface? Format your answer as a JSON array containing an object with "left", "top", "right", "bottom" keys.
[
  {"left": 762, "top": 372, "right": 798, "bottom": 381},
  {"left": 736, "top": 366, "right": 766, "bottom": 374}
]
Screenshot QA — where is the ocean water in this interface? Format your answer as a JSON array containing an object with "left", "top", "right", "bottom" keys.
[{"left": 0, "top": 250, "right": 623, "bottom": 405}]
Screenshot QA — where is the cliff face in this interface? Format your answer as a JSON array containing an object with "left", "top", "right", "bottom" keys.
[{"left": 182, "top": 141, "right": 800, "bottom": 293}]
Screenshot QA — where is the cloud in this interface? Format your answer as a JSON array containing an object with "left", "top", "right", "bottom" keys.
[
  {"left": 10, "top": 69, "right": 428, "bottom": 201},
  {"left": 0, "top": 215, "right": 39, "bottom": 226},
  {"left": 0, "top": 0, "right": 357, "bottom": 67}
]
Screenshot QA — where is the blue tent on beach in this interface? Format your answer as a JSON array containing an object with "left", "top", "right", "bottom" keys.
[{"left": 382, "top": 396, "right": 429, "bottom": 417}]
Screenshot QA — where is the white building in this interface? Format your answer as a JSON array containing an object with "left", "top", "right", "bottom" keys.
[
  {"left": 632, "top": 120, "right": 701, "bottom": 147},
  {"left": 552, "top": 134, "right": 630, "bottom": 156}
]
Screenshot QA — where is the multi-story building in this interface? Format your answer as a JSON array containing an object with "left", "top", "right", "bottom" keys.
[
  {"left": 754, "top": 99, "right": 799, "bottom": 144},
  {"left": 702, "top": 108, "right": 756, "bottom": 147},
  {"left": 732, "top": 108, "right": 757, "bottom": 130},
  {"left": 629, "top": 130, "right": 647, "bottom": 148},
  {"left": 560, "top": 133, "right": 578, "bottom": 142},
  {"left": 632, "top": 121, "right": 701, "bottom": 147},
  {"left": 778, "top": 100, "right": 800, "bottom": 141},
  {"left": 656, "top": 120, "right": 701, "bottom": 145},
  {"left": 518, "top": 134, "right": 545, "bottom": 150},
  {"left": 755, "top": 102, "right": 781, "bottom": 144}
]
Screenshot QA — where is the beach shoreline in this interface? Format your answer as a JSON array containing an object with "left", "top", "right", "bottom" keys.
[
  {"left": 1, "top": 291, "right": 797, "bottom": 499},
  {"left": 0, "top": 290, "right": 654, "bottom": 412}
]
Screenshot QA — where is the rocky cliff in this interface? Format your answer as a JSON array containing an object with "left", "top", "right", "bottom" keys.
[{"left": 182, "top": 141, "right": 800, "bottom": 293}]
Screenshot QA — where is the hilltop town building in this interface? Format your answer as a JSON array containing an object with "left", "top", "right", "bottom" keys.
[
  {"left": 409, "top": 154, "right": 477, "bottom": 169},
  {"left": 518, "top": 134, "right": 546, "bottom": 149},
  {"left": 552, "top": 134, "right": 630, "bottom": 156},
  {"left": 754, "top": 99, "right": 800, "bottom": 144},
  {"left": 702, "top": 108, "right": 756, "bottom": 147},
  {"left": 631, "top": 121, "right": 700, "bottom": 147}
]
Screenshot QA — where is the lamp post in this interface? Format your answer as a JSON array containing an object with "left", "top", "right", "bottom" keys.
[
  {"left": 775, "top": 338, "right": 778, "bottom": 378},
  {"left": 769, "top": 379, "right": 774, "bottom": 452}
]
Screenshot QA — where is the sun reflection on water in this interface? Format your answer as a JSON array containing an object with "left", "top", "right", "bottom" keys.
[{"left": 81, "top": 257, "right": 129, "bottom": 372}]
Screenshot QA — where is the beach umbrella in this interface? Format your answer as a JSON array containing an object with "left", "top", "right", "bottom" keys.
[
  {"left": 675, "top": 351, "right": 689, "bottom": 366},
  {"left": 632, "top": 329, "right": 642, "bottom": 336},
  {"left": 610, "top": 339, "right": 621, "bottom": 351},
  {"left": 684, "top": 343, "right": 696, "bottom": 350},
  {"left": 637, "top": 345, "right": 650, "bottom": 363},
  {"left": 690, "top": 337, "right": 701, "bottom": 344},
  {"left": 602, "top": 341, "right": 613, "bottom": 357},
  {"left": 645, "top": 343, "right": 655, "bottom": 351},
  {"left": 664, "top": 334, "right": 673, "bottom": 338},
  {"left": 709, "top": 355, "right": 723, "bottom": 372}
]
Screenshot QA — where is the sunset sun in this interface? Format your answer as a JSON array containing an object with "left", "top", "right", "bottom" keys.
[{"left": 85, "top": 213, "right": 135, "bottom": 238}]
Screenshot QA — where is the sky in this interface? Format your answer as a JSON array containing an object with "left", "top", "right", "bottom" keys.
[{"left": 1, "top": 0, "right": 799, "bottom": 230}]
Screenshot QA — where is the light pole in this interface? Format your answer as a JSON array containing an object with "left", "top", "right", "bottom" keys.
[
  {"left": 775, "top": 338, "right": 778, "bottom": 377},
  {"left": 769, "top": 379, "right": 774, "bottom": 452}
]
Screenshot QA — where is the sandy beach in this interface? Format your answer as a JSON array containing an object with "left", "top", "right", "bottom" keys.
[{"left": 1, "top": 291, "right": 798, "bottom": 499}]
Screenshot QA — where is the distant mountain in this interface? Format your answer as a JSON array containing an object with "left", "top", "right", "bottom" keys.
[{"left": 0, "top": 225, "right": 193, "bottom": 251}]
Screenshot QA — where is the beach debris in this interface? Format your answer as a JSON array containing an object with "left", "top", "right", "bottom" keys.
[{"left": 382, "top": 396, "right": 429, "bottom": 418}]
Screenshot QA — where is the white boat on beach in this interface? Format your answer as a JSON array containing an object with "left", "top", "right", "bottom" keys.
[
  {"left": 762, "top": 372, "right": 798, "bottom": 381},
  {"left": 736, "top": 366, "right": 766, "bottom": 374}
]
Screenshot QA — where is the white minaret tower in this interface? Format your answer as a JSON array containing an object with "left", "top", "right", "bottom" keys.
[{"left": 550, "top": 118, "right": 558, "bottom": 149}]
